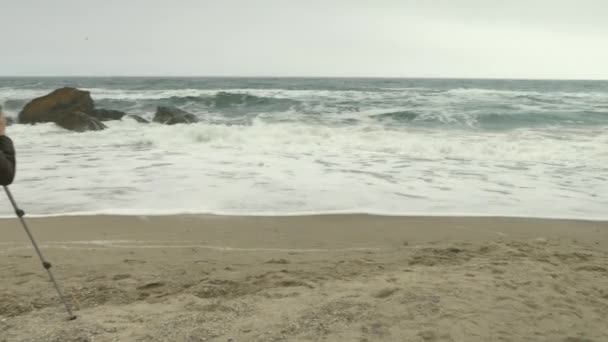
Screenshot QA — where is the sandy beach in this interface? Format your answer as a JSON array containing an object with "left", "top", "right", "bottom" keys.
[{"left": 1, "top": 215, "right": 607, "bottom": 341}]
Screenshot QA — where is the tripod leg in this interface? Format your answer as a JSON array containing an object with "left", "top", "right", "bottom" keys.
[{"left": 3, "top": 186, "right": 77, "bottom": 320}]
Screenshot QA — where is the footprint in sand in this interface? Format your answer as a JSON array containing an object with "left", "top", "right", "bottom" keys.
[
  {"left": 137, "top": 282, "right": 165, "bottom": 290},
  {"left": 112, "top": 274, "right": 131, "bottom": 280},
  {"left": 575, "top": 265, "right": 607, "bottom": 273},
  {"left": 265, "top": 258, "right": 290, "bottom": 264},
  {"left": 16, "top": 272, "right": 35, "bottom": 277},
  {"left": 372, "top": 287, "right": 400, "bottom": 299},
  {"left": 136, "top": 282, "right": 167, "bottom": 300},
  {"left": 275, "top": 280, "right": 314, "bottom": 289},
  {"left": 563, "top": 337, "right": 596, "bottom": 342},
  {"left": 418, "top": 330, "right": 438, "bottom": 341}
]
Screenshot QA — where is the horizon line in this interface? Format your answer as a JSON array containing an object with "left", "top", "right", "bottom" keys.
[{"left": 1, "top": 75, "right": 608, "bottom": 81}]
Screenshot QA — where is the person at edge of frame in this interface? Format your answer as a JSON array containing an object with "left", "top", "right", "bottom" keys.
[{"left": 0, "top": 105, "right": 16, "bottom": 186}]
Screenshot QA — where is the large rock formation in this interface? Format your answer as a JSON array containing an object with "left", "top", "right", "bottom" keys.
[
  {"left": 153, "top": 106, "right": 198, "bottom": 125},
  {"left": 18, "top": 87, "right": 126, "bottom": 132},
  {"left": 19, "top": 87, "right": 95, "bottom": 124}
]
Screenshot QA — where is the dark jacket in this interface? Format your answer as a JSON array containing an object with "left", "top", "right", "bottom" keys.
[{"left": 0, "top": 135, "right": 16, "bottom": 185}]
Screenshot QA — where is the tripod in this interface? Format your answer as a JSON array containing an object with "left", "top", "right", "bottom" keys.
[{"left": 3, "top": 186, "right": 76, "bottom": 320}]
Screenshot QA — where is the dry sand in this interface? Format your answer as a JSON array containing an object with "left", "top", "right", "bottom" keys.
[{"left": 0, "top": 215, "right": 607, "bottom": 342}]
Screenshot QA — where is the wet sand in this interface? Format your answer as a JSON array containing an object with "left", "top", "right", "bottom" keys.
[{"left": 1, "top": 215, "right": 607, "bottom": 341}]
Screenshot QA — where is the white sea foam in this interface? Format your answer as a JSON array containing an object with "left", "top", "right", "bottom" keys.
[{"left": 1, "top": 120, "right": 606, "bottom": 219}]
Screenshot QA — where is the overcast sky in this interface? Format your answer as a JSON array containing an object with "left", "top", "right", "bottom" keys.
[{"left": 1, "top": 0, "right": 607, "bottom": 79}]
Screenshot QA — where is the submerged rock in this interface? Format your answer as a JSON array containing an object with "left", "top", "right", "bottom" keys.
[
  {"left": 126, "top": 114, "right": 150, "bottom": 124},
  {"left": 3, "top": 99, "right": 28, "bottom": 112},
  {"left": 153, "top": 106, "right": 198, "bottom": 125},
  {"left": 91, "top": 108, "right": 126, "bottom": 121},
  {"left": 55, "top": 111, "right": 106, "bottom": 132}
]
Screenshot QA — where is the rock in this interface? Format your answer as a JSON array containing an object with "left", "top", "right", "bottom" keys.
[
  {"left": 55, "top": 111, "right": 106, "bottom": 132},
  {"left": 153, "top": 106, "right": 198, "bottom": 125},
  {"left": 91, "top": 108, "right": 126, "bottom": 121},
  {"left": 19, "top": 87, "right": 94, "bottom": 124},
  {"left": 5, "top": 117, "right": 15, "bottom": 126},
  {"left": 17, "top": 87, "right": 109, "bottom": 132},
  {"left": 17, "top": 86, "right": 160, "bottom": 131},
  {"left": 127, "top": 114, "right": 149, "bottom": 123}
]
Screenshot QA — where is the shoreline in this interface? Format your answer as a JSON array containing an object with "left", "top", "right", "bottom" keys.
[
  {"left": 2, "top": 214, "right": 606, "bottom": 253},
  {"left": 2, "top": 211, "right": 608, "bottom": 222}
]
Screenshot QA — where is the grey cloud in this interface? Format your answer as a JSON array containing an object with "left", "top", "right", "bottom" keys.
[{"left": 1, "top": 0, "right": 607, "bottom": 79}]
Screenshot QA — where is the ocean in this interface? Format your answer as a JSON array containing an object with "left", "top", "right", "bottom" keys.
[{"left": 0, "top": 77, "right": 607, "bottom": 219}]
